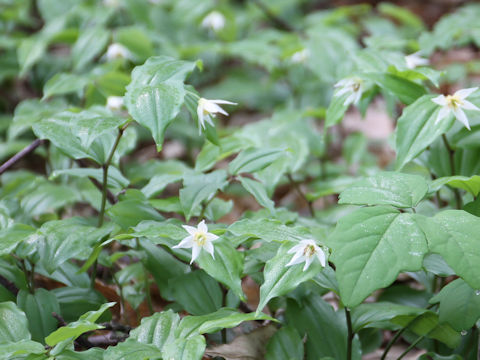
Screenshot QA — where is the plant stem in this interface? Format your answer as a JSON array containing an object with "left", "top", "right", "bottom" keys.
[
  {"left": 287, "top": 174, "right": 314, "bottom": 216},
  {"left": 0, "top": 139, "right": 44, "bottom": 175},
  {"left": 249, "top": 0, "right": 295, "bottom": 32},
  {"left": 91, "top": 125, "right": 127, "bottom": 289},
  {"left": 136, "top": 239, "right": 153, "bottom": 315},
  {"left": 397, "top": 334, "right": 426, "bottom": 360},
  {"left": 441, "top": 134, "right": 462, "bottom": 209},
  {"left": 345, "top": 307, "right": 353, "bottom": 360}
]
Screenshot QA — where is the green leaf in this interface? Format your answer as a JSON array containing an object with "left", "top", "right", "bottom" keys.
[
  {"left": 197, "top": 241, "right": 245, "bottom": 301},
  {"left": 430, "top": 279, "right": 480, "bottom": 331},
  {"left": 20, "top": 182, "right": 79, "bottom": 216},
  {"left": 0, "top": 302, "right": 31, "bottom": 343},
  {"left": 115, "top": 26, "right": 154, "bottom": 61},
  {"left": 0, "top": 224, "right": 35, "bottom": 256},
  {"left": 37, "top": 218, "right": 112, "bottom": 273},
  {"left": 129, "top": 310, "right": 179, "bottom": 351},
  {"left": 32, "top": 108, "right": 125, "bottom": 164},
  {"left": 0, "top": 340, "right": 45, "bottom": 359},
  {"left": 169, "top": 270, "right": 222, "bottom": 315},
  {"left": 238, "top": 176, "right": 275, "bottom": 213},
  {"left": 265, "top": 326, "right": 304, "bottom": 360},
  {"left": 127, "top": 83, "right": 185, "bottom": 151},
  {"left": 395, "top": 95, "right": 454, "bottom": 170},
  {"left": 179, "top": 170, "right": 228, "bottom": 221},
  {"left": 45, "top": 302, "right": 115, "bottom": 346},
  {"left": 421, "top": 210, "right": 480, "bottom": 290},
  {"left": 229, "top": 147, "right": 284, "bottom": 175},
  {"left": 227, "top": 218, "right": 310, "bottom": 243},
  {"left": 285, "top": 296, "right": 361, "bottom": 360},
  {"left": 363, "top": 72, "right": 427, "bottom": 105},
  {"left": 431, "top": 175, "right": 480, "bottom": 196},
  {"left": 104, "top": 339, "right": 162, "bottom": 360},
  {"left": 42, "top": 73, "right": 88, "bottom": 100},
  {"left": 52, "top": 287, "right": 107, "bottom": 323},
  {"left": 257, "top": 243, "right": 325, "bottom": 315},
  {"left": 72, "top": 27, "right": 110, "bottom": 71},
  {"left": 50, "top": 167, "right": 129, "bottom": 190},
  {"left": 327, "top": 206, "right": 428, "bottom": 307},
  {"left": 351, "top": 302, "right": 426, "bottom": 332},
  {"left": 338, "top": 171, "right": 428, "bottom": 208},
  {"left": 162, "top": 335, "right": 205, "bottom": 360},
  {"left": 175, "top": 308, "right": 274, "bottom": 338},
  {"left": 107, "top": 197, "right": 164, "bottom": 229},
  {"left": 17, "top": 289, "right": 60, "bottom": 343},
  {"left": 325, "top": 92, "right": 349, "bottom": 128}
]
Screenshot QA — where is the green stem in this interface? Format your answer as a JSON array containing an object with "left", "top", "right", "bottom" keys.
[
  {"left": 91, "top": 125, "right": 127, "bottom": 289},
  {"left": 249, "top": 0, "right": 295, "bottom": 32},
  {"left": 287, "top": 174, "right": 314, "bottom": 216},
  {"left": 442, "top": 134, "right": 462, "bottom": 209},
  {"left": 345, "top": 307, "right": 353, "bottom": 360},
  {"left": 136, "top": 239, "right": 153, "bottom": 315},
  {"left": 397, "top": 334, "right": 426, "bottom": 360}
]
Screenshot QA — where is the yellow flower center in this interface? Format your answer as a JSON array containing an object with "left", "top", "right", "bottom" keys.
[
  {"left": 446, "top": 95, "right": 463, "bottom": 110},
  {"left": 194, "top": 232, "right": 207, "bottom": 246},
  {"left": 352, "top": 82, "right": 361, "bottom": 92},
  {"left": 303, "top": 245, "right": 316, "bottom": 258}
]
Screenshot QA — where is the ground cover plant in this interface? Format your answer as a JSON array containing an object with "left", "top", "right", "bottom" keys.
[{"left": 1, "top": 0, "right": 480, "bottom": 359}]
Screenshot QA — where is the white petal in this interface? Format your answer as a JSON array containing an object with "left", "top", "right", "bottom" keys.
[
  {"left": 173, "top": 236, "right": 193, "bottom": 249},
  {"left": 206, "top": 233, "right": 219, "bottom": 241},
  {"left": 191, "top": 244, "right": 201, "bottom": 264},
  {"left": 435, "top": 106, "right": 451, "bottom": 124},
  {"left": 287, "top": 244, "right": 304, "bottom": 254},
  {"left": 182, "top": 225, "right": 198, "bottom": 235},
  {"left": 455, "top": 87, "right": 478, "bottom": 100},
  {"left": 211, "top": 100, "right": 237, "bottom": 105},
  {"left": 335, "top": 87, "right": 351, "bottom": 97},
  {"left": 205, "top": 115, "right": 215, "bottom": 126},
  {"left": 286, "top": 252, "right": 305, "bottom": 267},
  {"left": 316, "top": 248, "right": 327, "bottom": 267},
  {"left": 453, "top": 108, "right": 471, "bottom": 130},
  {"left": 344, "top": 92, "right": 357, "bottom": 106},
  {"left": 204, "top": 101, "right": 228, "bottom": 116},
  {"left": 303, "top": 256, "right": 314, "bottom": 271},
  {"left": 334, "top": 78, "right": 352, "bottom": 88},
  {"left": 204, "top": 241, "right": 215, "bottom": 259},
  {"left": 432, "top": 95, "right": 447, "bottom": 106},
  {"left": 197, "top": 102, "right": 205, "bottom": 129},
  {"left": 461, "top": 100, "right": 480, "bottom": 111},
  {"left": 198, "top": 220, "right": 208, "bottom": 233},
  {"left": 353, "top": 90, "right": 363, "bottom": 105}
]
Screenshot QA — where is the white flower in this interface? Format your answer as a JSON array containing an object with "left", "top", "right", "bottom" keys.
[
  {"left": 201, "top": 11, "right": 226, "bottom": 31},
  {"left": 196, "top": 98, "right": 237, "bottom": 133},
  {"left": 432, "top": 87, "right": 480, "bottom": 130},
  {"left": 334, "top": 77, "right": 364, "bottom": 106},
  {"left": 405, "top": 52, "right": 429, "bottom": 69},
  {"left": 106, "top": 96, "right": 124, "bottom": 111},
  {"left": 291, "top": 48, "right": 310, "bottom": 64},
  {"left": 173, "top": 220, "right": 219, "bottom": 264},
  {"left": 106, "top": 43, "right": 131, "bottom": 61},
  {"left": 286, "top": 239, "right": 326, "bottom": 272}
]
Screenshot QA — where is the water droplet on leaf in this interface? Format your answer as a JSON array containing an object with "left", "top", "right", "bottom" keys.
[{"left": 475, "top": 290, "right": 480, "bottom": 296}]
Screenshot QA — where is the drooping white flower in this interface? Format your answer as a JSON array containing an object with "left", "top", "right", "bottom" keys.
[
  {"left": 286, "top": 239, "right": 326, "bottom": 272},
  {"left": 405, "top": 52, "right": 429, "bottom": 69},
  {"left": 432, "top": 87, "right": 480, "bottom": 130},
  {"left": 201, "top": 11, "right": 226, "bottom": 32},
  {"left": 291, "top": 48, "right": 310, "bottom": 64},
  {"left": 334, "top": 77, "right": 364, "bottom": 106},
  {"left": 106, "top": 96, "right": 124, "bottom": 111},
  {"left": 106, "top": 43, "right": 131, "bottom": 61},
  {"left": 173, "top": 220, "right": 219, "bottom": 264},
  {"left": 196, "top": 98, "right": 237, "bottom": 133}
]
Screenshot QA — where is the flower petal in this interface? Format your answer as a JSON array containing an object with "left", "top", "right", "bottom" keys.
[
  {"left": 461, "top": 100, "right": 480, "bottom": 111},
  {"left": 191, "top": 244, "right": 201, "bottom": 264},
  {"left": 211, "top": 100, "right": 238, "bottom": 105},
  {"left": 204, "top": 240, "right": 215, "bottom": 259},
  {"left": 455, "top": 87, "right": 478, "bottom": 100},
  {"left": 432, "top": 95, "right": 447, "bottom": 106},
  {"left": 435, "top": 106, "right": 451, "bottom": 124},
  {"left": 453, "top": 108, "right": 471, "bottom": 130},
  {"left": 335, "top": 86, "right": 351, "bottom": 97},
  {"left": 197, "top": 102, "right": 205, "bottom": 130},
  {"left": 303, "top": 256, "right": 313, "bottom": 271},
  {"left": 206, "top": 233, "right": 219, "bottom": 241},
  {"left": 316, "top": 248, "right": 327, "bottom": 267},
  {"left": 344, "top": 92, "right": 357, "bottom": 106},
  {"left": 198, "top": 220, "right": 208, "bottom": 233},
  {"left": 286, "top": 251, "right": 305, "bottom": 267},
  {"left": 287, "top": 244, "right": 304, "bottom": 254},
  {"left": 173, "top": 236, "right": 193, "bottom": 249},
  {"left": 182, "top": 225, "right": 198, "bottom": 235},
  {"left": 204, "top": 101, "right": 228, "bottom": 116}
]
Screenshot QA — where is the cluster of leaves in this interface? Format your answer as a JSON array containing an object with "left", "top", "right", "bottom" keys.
[{"left": 1, "top": 0, "right": 480, "bottom": 359}]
